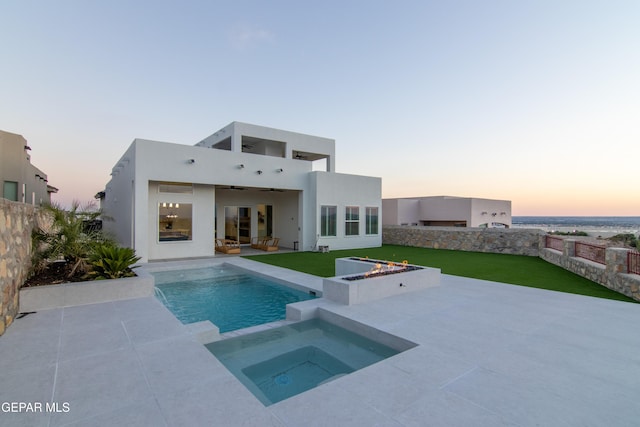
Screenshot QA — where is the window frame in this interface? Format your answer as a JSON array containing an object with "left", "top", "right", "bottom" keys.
[
  {"left": 365, "top": 207, "right": 379, "bottom": 235},
  {"left": 345, "top": 206, "right": 360, "bottom": 236},
  {"left": 320, "top": 205, "right": 337, "bottom": 237}
]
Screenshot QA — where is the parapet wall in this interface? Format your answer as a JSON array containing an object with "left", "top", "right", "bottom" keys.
[
  {"left": 382, "top": 225, "right": 542, "bottom": 256},
  {"left": 0, "top": 199, "right": 48, "bottom": 335}
]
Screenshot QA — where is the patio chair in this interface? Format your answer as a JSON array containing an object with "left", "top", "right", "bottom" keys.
[
  {"left": 215, "top": 238, "right": 241, "bottom": 254},
  {"left": 261, "top": 237, "right": 280, "bottom": 252},
  {"left": 250, "top": 236, "right": 271, "bottom": 250}
]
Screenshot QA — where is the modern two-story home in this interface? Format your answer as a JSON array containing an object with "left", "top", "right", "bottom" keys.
[
  {"left": 0, "top": 130, "right": 57, "bottom": 205},
  {"left": 101, "top": 122, "right": 381, "bottom": 262}
]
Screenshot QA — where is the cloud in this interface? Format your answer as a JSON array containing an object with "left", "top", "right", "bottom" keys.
[{"left": 228, "top": 24, "right": 274, "bottom": 49}]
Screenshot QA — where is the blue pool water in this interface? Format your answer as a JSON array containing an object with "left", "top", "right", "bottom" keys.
[
  {"left": 152, "top": 265, "right": 316, "bottom": 333},
  {"left": 206, "top": 318, "right": 414, "bottom": 405}
]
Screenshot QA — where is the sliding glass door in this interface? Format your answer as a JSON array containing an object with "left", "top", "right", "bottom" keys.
[
  {"left": 256, "top": 204, "right": 273, "bottom": 238},
  {"left": 224, "top": 206, "right": 251, "bottom": 244}
]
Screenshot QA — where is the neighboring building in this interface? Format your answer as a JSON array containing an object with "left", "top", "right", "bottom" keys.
[
  {"left": 102, "top": 122, "right": 381, "bottom": 262},
  {"left": 0, "top": 130, "right": 57, "bottom": 205},
  {"left": 382, "top": 196, "right": 512, "bottom": 228}
]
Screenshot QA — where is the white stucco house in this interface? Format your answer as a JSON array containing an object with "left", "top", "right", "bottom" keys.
[
  {"left": 382, "top": 196, "right": 512, "bottom": 228},
  {"left": 101, "top": 122, "right": 381, "bottom": 262}
]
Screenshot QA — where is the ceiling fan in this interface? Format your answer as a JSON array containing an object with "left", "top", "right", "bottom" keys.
[
  {"left": 260, "top": 188, "right": 285, "bottom": 192},
  {"left": 294, "top": 152, "right": 308, "bottom": 160},
  {"left": 219, "top": 186, "right": 247, "bottom": 191}
]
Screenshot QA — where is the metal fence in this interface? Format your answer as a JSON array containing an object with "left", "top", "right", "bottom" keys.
[
  {"left": 545, "top": 235, "right": 564, "bottom": 252},
  {"left": 629, "top": 251, "right": 640, "bottom": 275},
  {"left": 575, "top": 241, "right": 606, "bottom": 265}
]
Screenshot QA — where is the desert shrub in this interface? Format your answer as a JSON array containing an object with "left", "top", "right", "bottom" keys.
[
  {"left": 608, "top": 233, "right": 638, "bottom": 248},
  {"left": 549, "top": 230, "right": 589, "bottom": 236},
  {"left": 31, "top": 201, "right": 110, "bottom": 278}
]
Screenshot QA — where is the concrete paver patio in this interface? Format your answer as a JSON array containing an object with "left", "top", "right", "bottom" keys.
[{"left": 1, "top": 258, "right": 639, "bottom": 426}]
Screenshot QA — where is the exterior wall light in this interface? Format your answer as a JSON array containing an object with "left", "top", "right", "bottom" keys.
[
  {"left": 187, "top": 159, "right": 195, "bottom": 164},
  {"left": 276, "top": 168, "right": 284, "bottom": 173},
  {"left": 238, "top": 164, "right": 244, "bottom": 169},
  {"left": 257, "top": 170, "right": 263, "bottom": 175}
]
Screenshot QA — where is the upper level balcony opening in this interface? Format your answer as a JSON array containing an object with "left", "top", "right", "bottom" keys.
[
  {"left": 241, "top": 136, "right": 286, "bottom": 158},
  {"left": 211, "top": 137, "right": 231, "bottom": 151},
  {"left": 293, "top": 150, "right": 330, "bottom": 171}
]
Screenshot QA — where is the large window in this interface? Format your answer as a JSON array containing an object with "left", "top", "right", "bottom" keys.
[
  {"left": 158, "top": 202, "right": 192, "bottom": 242},
  {"left": 345, "top": 206, "right": 359, "bottom": 236},
  {"left": 366, "top": 207, "right": 379, "bottom": 235},
  {"left": 320, "top": 206, "right": 337, "bottom": 237},
  {"left": 3, "top": 181, "right": 18, "bottom": 201}
]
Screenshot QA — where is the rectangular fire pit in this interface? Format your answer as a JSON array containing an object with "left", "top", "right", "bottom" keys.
[{"left": 323, "top": 258, "right": 440, "bottom": 305}]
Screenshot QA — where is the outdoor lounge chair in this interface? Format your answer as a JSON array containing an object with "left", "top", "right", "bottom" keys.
[
  {"left": 215, "top": 238, "right": 241, "bottom": 254},
  {"left": 259, "top": 237, "right": 279, "bottom": 252},
  {"left": 250, "top": 236, "right": 271, "bottom": 250}
]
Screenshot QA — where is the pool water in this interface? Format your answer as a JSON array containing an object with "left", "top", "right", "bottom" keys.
[
  {"left": 206, "top": 318, "right": 411, "bottom": 405},
  {"left": 152, "top": 265, "right": 316, "bottom": 333}
]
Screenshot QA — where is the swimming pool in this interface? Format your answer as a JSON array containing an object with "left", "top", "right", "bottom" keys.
[
  {"left": 152, "top": 264, "right": 316, "bottom": 333},
  {"left": 206, "top": 317, "right": 415, "bottom": 405}
]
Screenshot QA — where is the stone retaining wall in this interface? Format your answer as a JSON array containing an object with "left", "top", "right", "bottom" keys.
[
  {"left": 382, "top": 225, "right": 542, "bottom": 256},
  {"left": 539, "top": 236, "right": 640, "bottom": 301},
  {"left": 0, "top": 199, "right": 49, "bottom": 336}
]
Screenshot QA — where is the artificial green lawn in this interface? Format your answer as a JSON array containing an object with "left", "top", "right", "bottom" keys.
[{"left": 245, "top": 244, "right": 636, "bottom": 303}]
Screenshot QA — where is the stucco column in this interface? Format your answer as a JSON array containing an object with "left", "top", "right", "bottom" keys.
[
  {"left": 563, "top": 239, "right": 576, "bottom": 257},
  {"left": 538, "top": 234, "right": 547, "bottom": 251},
  {"left": 606, "top": 248, "right": 629, "bottom": 274}
]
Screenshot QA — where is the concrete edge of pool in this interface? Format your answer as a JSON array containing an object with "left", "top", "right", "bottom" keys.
[{"left": 144, "top": 256, "right": 438, "bottom": 406}]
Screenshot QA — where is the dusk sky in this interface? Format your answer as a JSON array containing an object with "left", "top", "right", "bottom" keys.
[{"left": 2, "top": 1, "right": 638, "bottom": 215}]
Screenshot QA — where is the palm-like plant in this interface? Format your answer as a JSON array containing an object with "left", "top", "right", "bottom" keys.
[
  {"left": 87, "top": 244, "right": 141, "bottom": 280},
  {"left": 32, "top": 201, "right": 109, "bottom": 278}
]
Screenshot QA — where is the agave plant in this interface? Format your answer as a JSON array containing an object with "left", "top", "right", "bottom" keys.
[{"left": 88, "top": 244, "right": 141, "bottom": 280}]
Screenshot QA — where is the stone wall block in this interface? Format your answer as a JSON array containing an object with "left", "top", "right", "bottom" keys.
[
  {"left": 0, "top": 199, "right": 45, "bottom": 336},
  {"left": 383, "top": 226, "right": 542, "bottom": 257}
]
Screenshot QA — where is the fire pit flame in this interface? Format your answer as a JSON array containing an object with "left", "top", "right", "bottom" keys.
[{"left": 342, "top": 258, "right": 422, "bottom": 281}]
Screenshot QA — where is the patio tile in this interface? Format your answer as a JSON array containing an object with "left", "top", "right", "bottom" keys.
[
  {"left": 122, "top": 309, "right": 186, "bottom": 345},
  {"left": 338, "top": 362, "right": 435, "bottom": 417},
  {"left": 155, "top": 376, "right": 274, "bottom": 427},
  {"left": 135, "top": 334, "right": 226, "bottom": 395},
  {"left": 8, "top": 307, "right": 63, "bottom": 333},
  {"left": 394, "top": 387, "right": 517, "bottom": 427},
  {"left": 270, "top": 379, "right": 403, "bottom": 427},
  {"left": 0, "top": 310, "right": 61, "bottom": 371},
  {"left": 497, "top": 332, "right": 640, "bottom": 392},
  {"left": 386, "top": 345, "right": 478, "bottom": 387},
  {"left": 0, "top": 364, "right": 56, "bottom": 427},
  {"left": 60, "top": 398, "right": 168, "bottom": 427},
  {"left": 58, "top": 319, "right": 130, "bottom": 362},
  {"left": 51, "top": 347, "right": 151, "bottom": 426},
  {"left": 112, "top": 296, "right": 172, "bottom": 321},
  {"left": 0, "top": 410, "right": 51, "bottom": 427},
  {"left": 443, "top": 365, "right": 639, "bottom": 427},
  {"left": 60, "top": 302, "right": 119, "bottom": 329}
]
